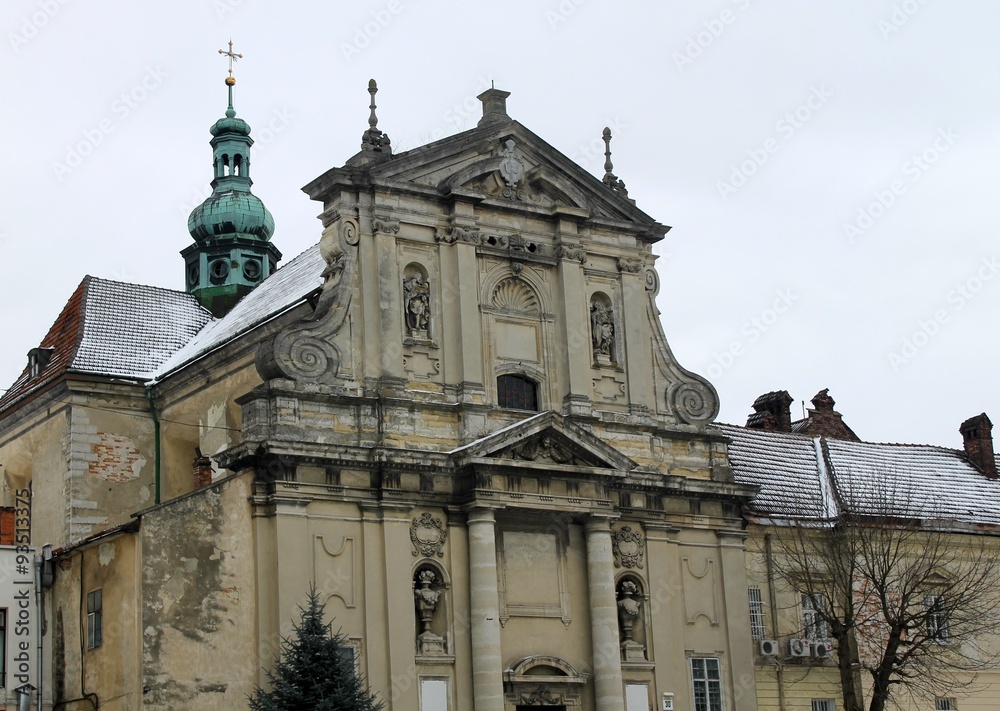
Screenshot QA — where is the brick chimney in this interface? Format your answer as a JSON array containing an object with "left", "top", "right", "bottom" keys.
[
  {"left": 960, "top": 413, "right": 996, "bottom": 479},
  {"left": 193, "top": 453, "right": 214, "bottom": 489},
  {"left": 794, "top": 389, "right": 860, "bottom": 441},
  {"left": 746, "top": 390, "right": 793, "bottom": 432}
]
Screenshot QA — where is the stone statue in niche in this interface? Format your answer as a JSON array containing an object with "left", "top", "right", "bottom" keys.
[
  {"left": 403, "top": 272, "right": 430, "bottom": 338},
  {"left": 617, "top": 580, "right": 646, "bottom": 662},
  {"left": 591, "top": 301, "right": 615, "bottom": 366},
  {"left": 414, "top": 569, "right": 446, "bottom": 655}
]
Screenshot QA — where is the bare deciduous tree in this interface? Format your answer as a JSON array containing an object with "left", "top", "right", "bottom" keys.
[{"left": 769, "top": 477, "right": 1000, "bottom": 711}]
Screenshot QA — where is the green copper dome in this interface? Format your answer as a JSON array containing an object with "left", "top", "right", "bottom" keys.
[
  {"left": 187, "top": 190, "right": 274, "bottom": 242},
  {"left": 210, "top": 115, "right": 250, "bottom": 137}
]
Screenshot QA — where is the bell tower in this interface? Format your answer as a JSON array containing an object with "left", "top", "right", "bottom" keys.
[{"left": 182, "top": 41, "right": 280, "bottom": 317}]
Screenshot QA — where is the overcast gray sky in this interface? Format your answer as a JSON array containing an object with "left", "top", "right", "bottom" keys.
[{"left": 3, "top": 0, "right": 997, "bottom": 447}]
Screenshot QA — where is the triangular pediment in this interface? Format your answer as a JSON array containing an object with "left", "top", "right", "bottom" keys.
[
  {"left": 450, "top": 411, "right": 637, "bottom": 472},
  {"left": 309, "top": 119, "right": 667, "bottom": 240}
]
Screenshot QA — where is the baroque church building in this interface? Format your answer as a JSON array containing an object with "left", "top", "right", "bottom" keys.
[{"left": 1, "top": 72, "right": 998, "bottom": 711}]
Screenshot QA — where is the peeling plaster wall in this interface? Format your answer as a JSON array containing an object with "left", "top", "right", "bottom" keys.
[
  {"left": 140, "top": 473, "right": 257, "bottom": 710},
  {"left": 157, "top": 358, "right": 259, "bottom": 501},
  {"left": 0, "top": 406, "right": 71, "bottom": 546},
  {"left": 67, "top": 397, "right": 155, "bottom": 543}
]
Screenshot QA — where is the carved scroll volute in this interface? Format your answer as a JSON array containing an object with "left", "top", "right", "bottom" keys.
[{"left": 255, "top": 216, "right": 358, "bottom": 384}]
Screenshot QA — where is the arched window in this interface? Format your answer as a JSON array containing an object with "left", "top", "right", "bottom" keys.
[{"left": 497, "top": 374, "right": 538, "bottom": 411}]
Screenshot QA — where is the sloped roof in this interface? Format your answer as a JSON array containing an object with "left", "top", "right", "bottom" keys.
[
  {"left": 0, "top": 277, "right": 211, "bottom": 413},
  {"left": 0, "top": 243, "right": 324, "bottom": 414},
  {"left": 716, "top": 424, "right": 828, "bottom": 518},
  {"left": 152, "top": 243, "right": 324, "bottom": 379},
  {"left": 823, "top": 438, "right": 1000, "bottom": 526},
  {"left": 720, "top": 423, "right": 1000, "bottom": 529}
]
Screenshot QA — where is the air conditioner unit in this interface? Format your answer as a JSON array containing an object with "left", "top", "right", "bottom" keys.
[
  {"left": 812, "top": 640, "right": 834, "bottom": 658},
  {"left": 759, "top": 639, "right": 779, "bottom": 656},
  {"left": 787, "top": 638, "right": 811, "bottom": 657}
]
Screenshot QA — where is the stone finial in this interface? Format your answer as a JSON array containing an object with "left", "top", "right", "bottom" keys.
[
  {"left": 477, "top": 87, "right": 511, "bottom": 127},
  {"left": 360, "top": 79, "right": 392, "bottom": 154},
  {"left": 960, "top": 413, "right": 996, "bottom": 479},
  {"left": 601, "top": 127, "right": 629, "bottom": 197}
]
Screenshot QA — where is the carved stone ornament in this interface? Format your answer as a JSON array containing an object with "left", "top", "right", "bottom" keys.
[
  {"left": 402, "top": 272, "right": 430, "bottom": 338},
  {"left": 435, "top": 225, "right": 481, "bottom": 245},
  {"left": 504, "top": 435, "right": 580, "bottom": 465},
  {"left": 617, "top": 257, "right": 643, "bottom": 273},
  {"left": 523, "top": 687, "right": 560, "bottom": 705},
  {"left": 617, "top": 580, "right": 646, "bottom": 661},
  {"left": 498, "top": 139, "right": 525, "bottom": 187},
  {"left": 612, "top": 525, "right": 645, "bottom": 569},
  {"left": 590, "top": 302, "right": 615, "bottom": 366},
  {"left": 670, "top": 381, "right": 717, "bottom": 426},
  {"left": 555, "top": 245, "right": 587, "bottom": 264},
  {"left": 372, "top": 216, "right": 400, "bottom": 234},
  {"left": 255, "top": 218, "right": 356, "bottom": 383},
  {"left": 414, "top": 569, "right": 446, "bottom": 655},
  {"left": 410, "top": 512, "right": 447, "bottom": 557}
]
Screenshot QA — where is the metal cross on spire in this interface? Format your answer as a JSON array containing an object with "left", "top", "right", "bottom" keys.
[{"left": 218, "top": 40, "right": 243, "bottom": 84}]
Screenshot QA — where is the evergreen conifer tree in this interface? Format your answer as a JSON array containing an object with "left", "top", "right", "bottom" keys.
[{"left": 249, "top": 587, "right": 384, "bottom": 711}]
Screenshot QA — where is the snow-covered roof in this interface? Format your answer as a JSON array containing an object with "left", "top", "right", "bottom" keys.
[
  {"left": 719, "top": 423, "right": 1000, "bottom": 529},
  {"left": 0, "top": 276, "right": 211, "bottom": 412},
  {"left": 152, "top": 243, "right": 324, "bottom": 379},
  {"left": 716, "top": 424, "right": 828, "bottom": 519},
  {"left": 73, "top": 278, "right": 211, "bottom": 378},
  {"left": 0, "top": 243, "right": 324, "bottom": 414}
]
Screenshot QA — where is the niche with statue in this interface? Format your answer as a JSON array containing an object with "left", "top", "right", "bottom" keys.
[
  {"left": 413, "top": 562, "right": 451, "bottom": 657},
  {"left": 616, "top": 575, "right": 649, "bottom": 662}
]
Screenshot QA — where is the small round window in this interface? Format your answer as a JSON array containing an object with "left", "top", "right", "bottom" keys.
[
  {"left": 209, "top": 259, "right": 230, "bottom": 284},
  {"left": 187, "top": 264, "right": 199, "bottom": 286},
  {"left": 243, "top": 260, "right": 261, "bottom": 282}
]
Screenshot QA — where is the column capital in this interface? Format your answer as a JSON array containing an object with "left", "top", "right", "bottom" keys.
[
  {"left": 466, "top": 507, "right": 499, "bottom": 525},
  {"left": 584, "top": 514, "right": 617, "bottom": 534}
]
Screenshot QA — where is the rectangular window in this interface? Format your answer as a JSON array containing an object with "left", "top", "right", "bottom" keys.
[
  {"left": 420, "top": 678, "right": 449, "bottom": 711},
  {"left": 811, "top": 700, "right": 836, "bottom": 711},
  {"left": 625, "top": 683, "right": 648, "bottom": 711},
  {"left": 926, "top": 595, "right": 949, "bottom": 642},
  {"left": 690, "top": 657, "right": 723, "bottom": 711},
  {"left": 336, "top": 644, "right": 358, "bottom": 678},
  {"left": 802, "top": 593, "right": 829, "bottom": 640},
  {"left": 748, "top": 587, "right": 766, "bottom": 640},
  {"left": 935, "top": 699, "right": 957, "bottom": 711},
  {"left": 86, "top": 589, "right": 102, "bottom": 650}
]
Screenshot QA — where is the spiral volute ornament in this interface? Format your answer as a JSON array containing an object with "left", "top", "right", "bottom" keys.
[{"left": 670, "top": 381, "right": 718, "bottom": 425}]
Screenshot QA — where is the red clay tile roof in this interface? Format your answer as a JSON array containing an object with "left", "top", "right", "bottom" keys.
[{"left": 0, "top": 277, "right": 211, "bottom": 415}]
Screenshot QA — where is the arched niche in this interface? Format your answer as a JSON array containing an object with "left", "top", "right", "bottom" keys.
[
  {"left": 402, "top": 262, "right": 432, "bottom": 341},
  {"left": 413, "top": 559, "right": 451, "bottom": 658},
  {"left": 590, "top": 291, "right": 617, "bottom": 368},
  {"left": 615, "top": 573, "right": 650, "bottom": 663}
]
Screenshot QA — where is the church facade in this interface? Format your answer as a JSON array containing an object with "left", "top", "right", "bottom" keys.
[{"left": 1, "top": 77, "right": 998, "bottom": 711}]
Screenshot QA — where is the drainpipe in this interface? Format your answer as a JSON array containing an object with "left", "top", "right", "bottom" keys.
[{"left": 146, "top": 387, "right": 161, "bottom": 505}]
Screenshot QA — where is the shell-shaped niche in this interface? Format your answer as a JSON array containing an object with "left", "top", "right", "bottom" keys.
[{"left": 492, "top": 278, "right": 539, "bottom": 315}]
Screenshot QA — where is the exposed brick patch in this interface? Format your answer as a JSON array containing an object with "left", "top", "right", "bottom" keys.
[
  {"left": 193, "top": 456, "right": 213, "bottom": 489},
  {"left": 0, "top": 508, "right": 14, "bottom": 545},
  {"left": 89, "top": 433, "right": 144, "bottom": 482}
]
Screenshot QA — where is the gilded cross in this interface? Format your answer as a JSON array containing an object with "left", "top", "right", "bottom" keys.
[{"left": 218, "top": 40, "right": 243, "bottom": 80}]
